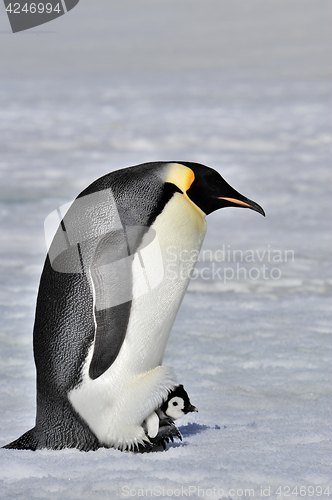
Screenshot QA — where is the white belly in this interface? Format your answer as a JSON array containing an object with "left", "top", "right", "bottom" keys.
[{"left": 69, "top": 193, "right": 206, "bottom": 449}]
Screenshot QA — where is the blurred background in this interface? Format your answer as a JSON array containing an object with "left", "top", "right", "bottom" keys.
[{"left": 0, "top": 0, "right": 331, "bottom": 497}]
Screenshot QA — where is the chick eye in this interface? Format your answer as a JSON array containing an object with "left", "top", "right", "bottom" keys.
[{"left": 172, "top": 401, "right": 178, "bottom": 406}]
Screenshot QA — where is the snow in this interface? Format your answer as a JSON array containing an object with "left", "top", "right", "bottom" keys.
[{"left": 1, "top": 0, "right": 332, "bottom": 498}]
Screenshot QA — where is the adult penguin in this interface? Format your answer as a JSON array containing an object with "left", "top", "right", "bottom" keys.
[{"left": 4, "top": 161, "right": 264, "bottom": 452}]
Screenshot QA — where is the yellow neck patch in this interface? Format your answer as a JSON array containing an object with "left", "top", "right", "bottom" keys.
[{"left": 164, "top": 162, "right": 195, "bottom": 193}]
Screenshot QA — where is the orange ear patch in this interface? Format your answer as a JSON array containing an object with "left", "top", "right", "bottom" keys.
[{"left": 165, "top": 163, "right": 195, "bottom": 193}]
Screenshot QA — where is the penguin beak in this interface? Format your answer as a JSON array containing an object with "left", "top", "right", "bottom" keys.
[
  {"left": 185, "top": 404, "right": 198, "bottom": 413},
  {"left": 218, "top": 195, "right": 265, "bottom": 217}
]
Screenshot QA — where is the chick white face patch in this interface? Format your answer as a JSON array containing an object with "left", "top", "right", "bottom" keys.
[{"left": 166, "top": 396, "right": 185, "bottom": 420}]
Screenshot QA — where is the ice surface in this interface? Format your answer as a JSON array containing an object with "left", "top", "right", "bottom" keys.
[{"left": 0, "top": 0, "right": 332, "bottom": 498}]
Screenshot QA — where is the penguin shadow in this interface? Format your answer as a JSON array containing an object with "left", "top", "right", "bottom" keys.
[
  {"left": 178, "top": 422, "right": 210, "bottom": 438},
  {"left": 164, "top": 422, "right": 213, "bottom": 451}
]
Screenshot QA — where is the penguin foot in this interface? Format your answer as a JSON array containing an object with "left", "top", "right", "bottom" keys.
[
  {"left": 135, "top": 421, "right": 182, "bottom": 453},
  {"left": 150, "top": 421, "right": 182, "bottom": 450}
]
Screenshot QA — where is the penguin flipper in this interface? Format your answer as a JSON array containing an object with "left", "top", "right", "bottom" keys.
[
  {"left": 144, "top": 411, "right": 160, "bottom": 439},
  {"left": 88, "top": 228, "right": 145, "bottom": 380},
  {"left": 89, "top": 301, "right": 132, "bottom": 379}
]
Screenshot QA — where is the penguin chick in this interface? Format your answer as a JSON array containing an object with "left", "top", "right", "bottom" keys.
[
  {"left": 158, "top": 384, "right": 198, "bottom": 421},
  {"left": 144, "top": 385, "right": 197, "bottom": 442}
]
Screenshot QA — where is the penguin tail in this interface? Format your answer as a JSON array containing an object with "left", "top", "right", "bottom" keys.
[{"left": 3, "top": 428, "right": 39, "bottom": 451}]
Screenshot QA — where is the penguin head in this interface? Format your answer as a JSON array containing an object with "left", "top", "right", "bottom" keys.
[
  {"left": 162, "top": 385, "right": 198, "bottom": 420},
  {"left": 165, "top": 162, "right": 265, "bottom": 217}
]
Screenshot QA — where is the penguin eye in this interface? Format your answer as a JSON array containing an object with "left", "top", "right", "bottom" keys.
[{"left": 172, "top": 401, "right": 178, "bottom": 406}]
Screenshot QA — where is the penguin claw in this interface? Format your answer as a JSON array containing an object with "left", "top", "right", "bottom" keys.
[
  {"left": 176, "top": 429, "right": 182, "bottom": 441},
  {"left": 135, "top": 420, "right": 182, "bottom": 453},
  {"left": 151, "top": 422, "right": 182, "bottom": 450}
]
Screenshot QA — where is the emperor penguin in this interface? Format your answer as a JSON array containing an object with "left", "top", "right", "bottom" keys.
[{"left": 4, "top": 161, "right": 264, "bottom": 452}]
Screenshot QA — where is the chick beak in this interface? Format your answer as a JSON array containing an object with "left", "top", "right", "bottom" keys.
[{"left": 186, "top": 404, "right": 198, "bottom": 413}]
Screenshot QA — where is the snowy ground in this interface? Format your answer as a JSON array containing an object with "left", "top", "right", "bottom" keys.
[{"left": 0, "top": 1, "right": 332, "bottom": 499}]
